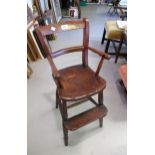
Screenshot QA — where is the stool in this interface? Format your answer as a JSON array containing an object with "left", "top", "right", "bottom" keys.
[{"left": 101, "top": 20, "right": 124, "bottom": 63}]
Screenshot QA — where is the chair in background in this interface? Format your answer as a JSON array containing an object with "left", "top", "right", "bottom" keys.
[
  {"left": 36, "top": 18, "right": 110, "bottom": 146},
  {"left": 115, "top": 2, "right": 127, "bottom": 20},
  {"left": 101, "top": 20, "right": 125, "bottom": 63},
  {"left": 106, "top": 0, "right": 121, "bottom": 16}
]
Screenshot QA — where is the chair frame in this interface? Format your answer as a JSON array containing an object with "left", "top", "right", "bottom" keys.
[
  {"left": 106, "top": 0, "right": 121, "bottom": 16},
  {"left": 101, "top": 17, "right": 127, "bottom": 63},
  {"left": 36, "top": 18, "right": 110, "bottom": 146},
  {"left": 101, "top": 28, "right": 125, "bottom": 63}
]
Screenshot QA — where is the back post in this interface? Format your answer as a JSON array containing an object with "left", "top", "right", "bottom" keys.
[{"left": 82, "top": 18, "right": 89, "bottom": 67}]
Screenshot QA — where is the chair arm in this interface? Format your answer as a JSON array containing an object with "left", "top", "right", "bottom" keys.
[
  {"left": 48, "top": 46, "right": 85, "bottom": 88},
  {"left": 88, "top": 46, "right": 111, "bottom": 76},
  {"left": 88, "top": 46, "right": 111, "bottom": 60},
  {"left": 46, "top": 55, "right": 60, "bottom": 78}
]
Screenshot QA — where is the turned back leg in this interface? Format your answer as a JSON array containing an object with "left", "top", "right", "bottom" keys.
[
  {"left": 56, "top": 89, "right": 59, "bottom": 109},
  {"left": 62, "top": 100, "right": 68, "bottom": 146},
  {"left": 98, "top": 91, "right": 104, "bottom": 127}
]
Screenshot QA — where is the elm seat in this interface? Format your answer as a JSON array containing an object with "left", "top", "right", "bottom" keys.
[
  {"left": 105, "top": 20, "right": 123, "bottom": 40},
  {"left": 58, "top": 65, "right": 106, "bottom": 101}
]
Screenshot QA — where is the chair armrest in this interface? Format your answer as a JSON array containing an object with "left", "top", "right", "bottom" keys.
[
  {"left": 88, "top": 46, "right": 111, "bottom": 60},
  {"left": 48, "top": 46, "right": 84, "bottom": 78},
  {"left": 46, "top": 55, "right": 60, "bottom": 79},
  {"left": 49, "top": 46, "right": 85, "bottom": 88},
  {"left": 88, "top": 46, "right": 111, "bottom": 76}
]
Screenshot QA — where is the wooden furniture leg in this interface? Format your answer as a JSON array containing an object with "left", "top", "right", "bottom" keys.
[
  {"left": 115, "top": 38, "right": 123, "bottom": 63},
  {"left": 36, "top": 18, "right": 110, "bottom": 146},
  {"left": 105, "top": 39, "right": 110, "bottom": 53},
  {"left": 98, "top": 91, "right": 103, "bottom": 127},
  {"left": 56, "top": 89, "right": 59, "bottom": 109},
  {"left": 62, "top": 100, "right": 68, "bottom": 146},
  {"left": 101, "top": 28, "right": 106, "bottom": 44},
  {"left": 63, "top": 122, "right": 68, "bottom": 146}
]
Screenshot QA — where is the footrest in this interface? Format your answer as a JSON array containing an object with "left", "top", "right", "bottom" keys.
[{"left": 64, "top": 105, "right": 108, "bottom": 131}]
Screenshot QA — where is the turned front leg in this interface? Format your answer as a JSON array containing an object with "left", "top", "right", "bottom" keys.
[
  {"left": 98, "top": 91, "right": 103, "bottom": 127},
  {"left": 56, "top": 89, "right": 59, "bottom": 109},
  {"left": 62, "top": 100, "right": 68, "bottom": 146}
]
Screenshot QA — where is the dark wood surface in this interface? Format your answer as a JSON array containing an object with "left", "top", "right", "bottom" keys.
[
  {"left": 36, "top": 18, "right": 110, "bottom": 146},
  {"left": 38, "top": 20, "right": 85, "bottom": 35},
  {"left": 115, "top": 29, "right": 127, "bottom": 62},
  {"left": 65, "top": 105, "right": 108, "bottom": 130},
  {"left": 58, "top": 65, "right": 106, "bottom": 101}
]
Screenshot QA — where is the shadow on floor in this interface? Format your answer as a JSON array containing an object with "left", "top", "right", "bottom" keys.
[{"left": 69, "top": 123, "right": 104, "bottom": 146}]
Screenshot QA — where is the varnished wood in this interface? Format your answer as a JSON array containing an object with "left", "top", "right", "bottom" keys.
[
  {"left": 64, "top": 106, "right": 107, "bottom": 131},
  {"left": 67, "top": 98, "right": 88, "bottom": 109},
  {"left": 88, "top": 46, "right": 111, "bottom": 59},
  {"left": 98, "top": 91, "right": 104, "bottom": 127},
  {"left": 111, "top": 32, "right": 127, "bottom": 63},
  {"left": 58, "top": 65, "right": 106, "bottom": 101},
  {"left": 51, "top": 46, "right": 84, "bottom": 58},
  {"left": 96, "top": 56, "right": 104, "bottom": 76},
  {"left": 88, "top": 97, "right": 98, "bottom": 106},
  {"left": 35, "top": 18, "right": 110, "bottom": 146},
  {"left": 101, "top": 28, "right": 106, "bottom": 44},
  {"left": 56, "top": 89, "right": 59, "bottom": 108},
  {"left": 35, "top": 29, "right": 60, "bottom": 80},
  {"left": 62, "top": 100, "right": 68, "bottom": 146},
  {"left": 82, "top": 18, "right": 89, "bottom": 67},
  {"left": 113, "top": 39, "right": 123, "bottom": 63},
  {"left": 37, "top": 20, "right": 85, "bottom": 36},
  {"left": 105, "top": 39, "right": 111, "bottom": 53},
  {"left": 58, "top": 98, "right": 63, "bottom": 118},
  {"left": 67, "top": 96, "right": 100, "bottom": 109}
]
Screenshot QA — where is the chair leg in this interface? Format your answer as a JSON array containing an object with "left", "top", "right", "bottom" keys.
[
  {"left": 99, "top": 118, "right": 103, "bottom": 127},
  {"left": 105, "top": 39, "right": 110, "bottom": 53},
  {"left": 110, "top": 7, "right": 115, "bottom": 16},
  {"left": 56, "top": 89, "right": 59, "bottom": 109},
  {"left": 107, "top": 6, "right": 112, "bottom": 14},
  {"left": 98, "top": 91, "right": 104, "bottom": 128},
  {"left": 115, "top": 38, "right": 123, "bottom": 63},
  {"left": 101, "top": 28, "right": 106, "bottom": 44},
  {"left": 62, "top": 100, "right": 68, "bottom": 146},
  {"left": 115, "top": 8, "right": 119, "bottom": 15},
  {"left": 63, "top": 123, "right": 68, "bottom": 146}
]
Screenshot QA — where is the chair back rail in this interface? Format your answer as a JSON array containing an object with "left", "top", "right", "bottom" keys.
[
  {"left": 35, "top": 18, "right": 89, "bottom": 74},
  {"left": 35, "top": 28, "right": 60, "bottom": 79},
  {"left": 51, "top": 46, "right": 84, "bottom": 58},
  {"left": 37, "top": 20, "right": 85, "bottom": 36},
  {"left": 35, "top": 18, "right": 109, "bottom": 88}
]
